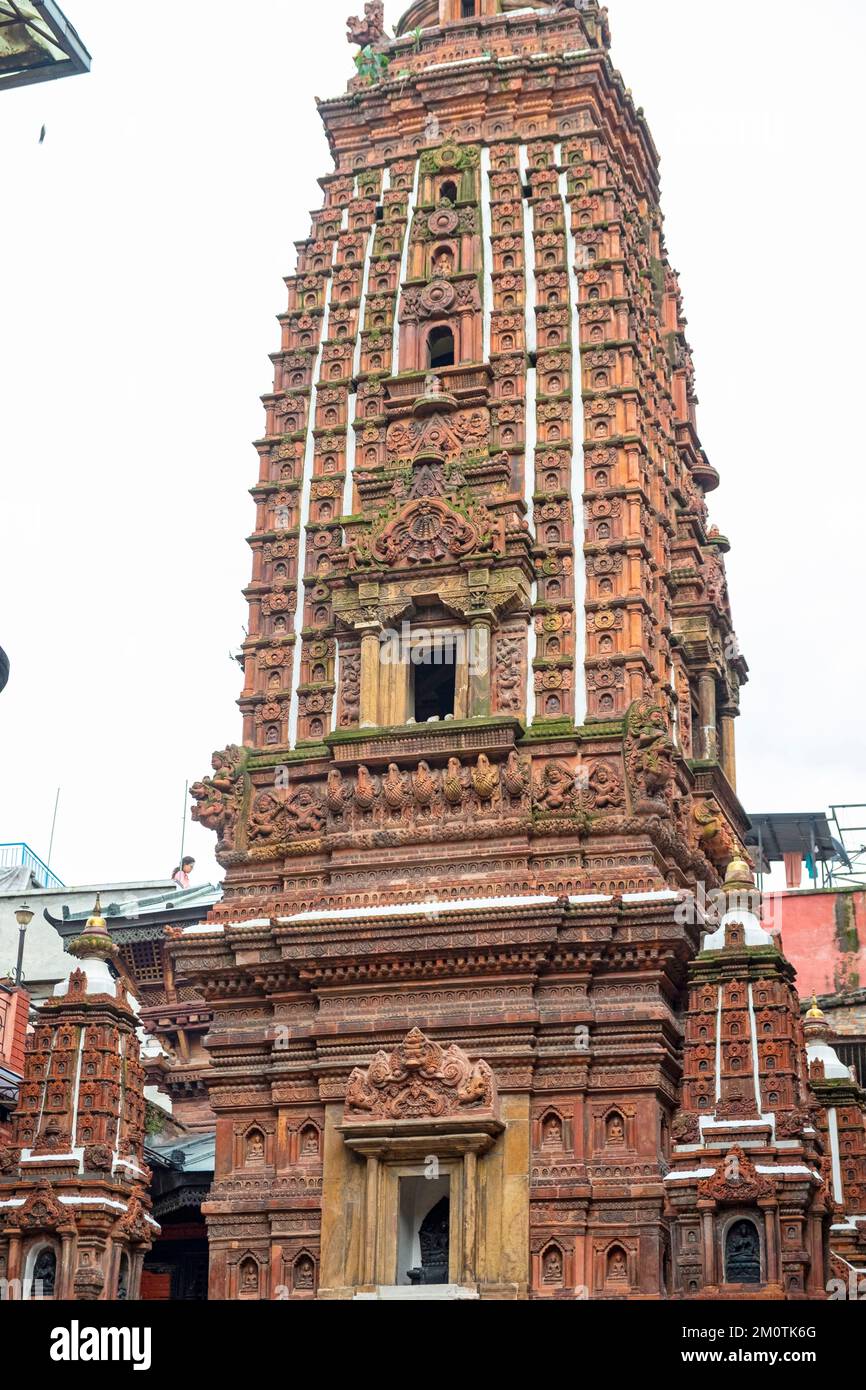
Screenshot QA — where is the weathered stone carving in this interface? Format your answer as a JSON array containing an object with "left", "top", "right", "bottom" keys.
[
  {"left": 494, "top": 630, "right": 524, "bottom": 714},
  {"left": 694, "top": 798, "right": 735, "bottom": 867},
  {"left": 247, "top": 784, "right": 326, "bottom": 852},
  {"left": 346, "top": 2, "right": 385, "bottom": 48},
  {"left": 697, "top": 1147, "right": 775, "bottom": 1203},
  {"left": 191, "top": 745, "right": 247, "bottom": 850},
  {"left": 372, "top": 498, "right": 477, "bottom": 566},
  {"left": 344, "top": 1027, "right": 497, "bottom": 1120},
  {"left": 338, "top": 646, "right": 361, "bottom": 727},
  {"left": 585, "top": 761, "right": 625, "bottom": 811},
  {"left": 623, "top": 700, "right": 675, "bottom": 813}
]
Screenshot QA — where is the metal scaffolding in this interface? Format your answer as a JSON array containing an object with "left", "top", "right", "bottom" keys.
[{"left": 0, "top": 0, "right": 90, "bottom": 91}]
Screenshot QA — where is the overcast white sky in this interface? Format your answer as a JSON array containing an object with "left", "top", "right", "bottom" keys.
[{"left": 1, "top": 0, "right": 864, "bottom": 893}]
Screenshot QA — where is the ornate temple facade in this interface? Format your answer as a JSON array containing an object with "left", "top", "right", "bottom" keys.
[{"left": 166, "top": 0, "right": 864, "bottom": 1299}]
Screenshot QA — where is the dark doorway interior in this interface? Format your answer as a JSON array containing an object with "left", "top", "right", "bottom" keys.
[
  {"left": 413, "top": 644, "right": 456, "bottom": 721},
  {"left": 141, "top": 1212, "right": 209, "bottom": 1300},
  {"left": 408, "top": 1196, "right": 450, "bottom": 1286},
  {"left": 428, "top": 326, "right": 455, "bottom": 369}
]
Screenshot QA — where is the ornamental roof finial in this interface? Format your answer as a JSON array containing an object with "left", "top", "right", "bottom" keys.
[
  {"left": 347, "top": 1, "right": 386, "bottom": 47},
  {"left": 67, "top": 892, "right": 119, "bottom": 962}
]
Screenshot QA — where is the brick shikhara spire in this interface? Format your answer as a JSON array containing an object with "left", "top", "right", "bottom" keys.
[
  {"left": 665, "top": 861, "right": 832, "bottom": 1298},
  {"left": 190, "top": 0, "right": 748, "bottom": 923},
  {"left": 0, "top": 899, "right": 157, "bottom": 1300},
  {"left": 802, "top": 998, "right": 866, "bottom": 1277},
  {"left": 169, "top": 3, "right": 836, "bottom": 1303}
]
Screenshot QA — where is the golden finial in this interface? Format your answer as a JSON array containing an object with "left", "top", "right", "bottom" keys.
[
  {"left": 86, "top": 893, "right": 106, "bottom": 932},
  {"left": 69, "top": 893, "right": 117, "bottom": 962},
  {"left": 724, "top": 857, "right": 755, "bottom": 891},
  {"left": 806, "top": 995, "right": 824, "bottom": 1020}
]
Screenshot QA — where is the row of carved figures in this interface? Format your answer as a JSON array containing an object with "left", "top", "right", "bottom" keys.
[{"left": 325, "top": 751, "right": 529, "bottom": 820}]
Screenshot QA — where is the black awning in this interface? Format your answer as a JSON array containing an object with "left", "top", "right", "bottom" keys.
[{"left": 745, "top": 811, "right": 839, "bottom": 864}]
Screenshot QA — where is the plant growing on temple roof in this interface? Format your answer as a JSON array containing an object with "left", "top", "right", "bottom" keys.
[{"left": 354, "top": 44, "right": 390, "bottom": 85}]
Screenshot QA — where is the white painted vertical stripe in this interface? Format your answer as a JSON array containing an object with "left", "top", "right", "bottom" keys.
[
  {"left": 560, "top": 164, "right": 587, "bottom": 724},
  {"left": 524, "top": 355, "right": 538, "bottom": 726},
  {"left": 288, "top": 239, "right": 336, "bottom": 747},
  {"left": 394, "top": 156, "right": 421, "bottom": 373},
  {"left": 331, "top": 641, "right": 341, "bottom": 735},
  {"left": 747, "top": 983, "right": 763, "bottom": 1114},
  {"left": 69, "top": 1026, "right": 86, "bottom": 1150},
  {"left": 344, "top": 408, "right": 357, "bottom": 513},
  {"left": 522, "top": 144, "right": 538, "bottom": 721},
  {"left": 344, "top": 217, "right": 375, "bottom": 517},
  {"left": 519, "top": 144, "right": 537, "bottom": 355},
  {"left": 337, "top": 191, "right": 378, "bottom": 736},
  {"left": 715, "top": 985, "right": 723, "bottom": 1102},
  {"left": 828, "top": 1107, "right": 844, "bottom": 1206},
  {"left": 35, "top": 1025, "right": 58, "bottom": 1139},
  {"left": 480, "top": 145, "right": 493, "bottom": 363},
  {"left": 352, "top": 226, "right": 375, "bottom": 382},
  {"left": 112, "top": 1034, "right": 124, "bottom": 1162}
]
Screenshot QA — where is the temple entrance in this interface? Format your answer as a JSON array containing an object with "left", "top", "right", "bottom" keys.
[
  {"left": 725, "top": 1219, "right": 761, "bottom": 1284},
  {"left": 397, "top": 1176, "right": 450, "bottom": 1285}
]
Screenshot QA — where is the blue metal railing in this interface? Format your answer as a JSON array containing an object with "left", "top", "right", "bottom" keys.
[{"left": 0, "top": 843, "right": 64, "bottom": 890}]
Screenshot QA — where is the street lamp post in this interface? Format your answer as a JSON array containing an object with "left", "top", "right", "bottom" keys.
[{"left": 13, "top": 903, "right": 34, "bottom": 986}]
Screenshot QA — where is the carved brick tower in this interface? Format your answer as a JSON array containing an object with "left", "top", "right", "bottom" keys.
[
  {"left": 0, "top": 900, "right": 156, "bottom": 1300},
  {"left": 665, "top": 861, "right": 830, "bottom": 1298},
  {"left": 171, "top": 1, "right": 808, "bottom": 1301}
]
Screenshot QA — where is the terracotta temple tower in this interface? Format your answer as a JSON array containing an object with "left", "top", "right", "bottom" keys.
[
  {"left": 171, "top": 1, "right": 833, "bottom": 1300},
  {"left": 0, "top": 900, "right": 156, "bottom": 1300}
]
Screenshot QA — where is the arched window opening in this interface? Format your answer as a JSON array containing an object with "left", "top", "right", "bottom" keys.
[
  {"left": 440, "top": 179, "right": 458, "bottom": 204},
  {"left": 427, "top": 326, "right": 455, "bottom": 370},
  {"left": 461, "top": 0, "right": 476, "bottom": 18},
  {"left": 725, "top": 1220, "right": 761, "bottom": 1285}
]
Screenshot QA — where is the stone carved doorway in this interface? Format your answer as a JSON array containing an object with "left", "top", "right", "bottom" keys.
[{"left": 338, "top": 1030, "right": 504, "bottom": 1294}]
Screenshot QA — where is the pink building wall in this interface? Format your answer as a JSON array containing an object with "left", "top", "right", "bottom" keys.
[
  {"left": 763, "top": 888, "right": 866, "bottom": 1000},
  {"left": 0, "top": 982, "right": 29, "bottom": 1146}
]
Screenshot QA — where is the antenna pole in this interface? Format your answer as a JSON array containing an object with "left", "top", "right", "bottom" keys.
[
  {"left": 179, "top": 780, "right": 189, "bottom": 864},
  {"left": 46, "top": 787, "right": 61, "bottom": 874}
]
